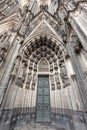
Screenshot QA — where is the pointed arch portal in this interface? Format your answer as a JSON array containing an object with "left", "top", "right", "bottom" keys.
[{"left": 18, "top": 36, "right": 70, "bottom": 123}]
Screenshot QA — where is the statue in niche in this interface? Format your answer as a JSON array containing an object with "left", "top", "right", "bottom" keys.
[
  {"left": 18, "top": 8, "right": 23, "bottom": 21},
  {"left": 55, "top": 72, "right": 61, "bottom": 90},
  {"left": 31, "top": 85, "right": 35, "bottom": 90},
  {"left": 50, "top": 75, "right": 55, "bottom": 90},
  {"left": 15, "top": 9, "right": 25, "bottom": 31},
  {"left": 11, "top": 56, "right": 21, "bottom": 77},
  {"left": 0, "top": 11, "right": 5, "bottom": 20},
  {"left": 73, "top": 40, "right": 81, "bottom": 53},
  {"left": 18, "top": 6, "right": 33, "bottom": 35},
  {"left": 0, "top": 32, "right": 11, "bottom": 68},
  {"left": 70, "top": 32, "right": 81, "bottom": 53},
  {"left": 31, "top": 75, "right": 36, "bottom": 90},
  {"left": 21, "top": 60, "right": 27, "bottom": 82},
  {"left": 51, "top": 84, "right": 55, "bottom": 90},
  {"left": 59, "top": 57, "right": 70, "bottom": 88},
  {"left": 27, "top": 73, "right": 32, "bottom": 83},
  {"left": 18, "top": 7, "right": 26, "bottom": 22},
  {"left": 1, "top": 32, "right": 7, "bottom": 43},
  {"left": 25, "top": 73, "right": 32, "bottom": 89},
  {"left": 16, "top": 7, "right": 27, "bottom": 31},
  {"left": 60, "top": 65, "right": 70, "bottom": 88},
  {"left": 0, "top": 49, "right": 6, "bottom": 67},
  {"left": 55, "top": 73, "right": 59, "bottom": 83},
  {"left": 0, "top": 44, "right": 9, "bottom": 67},
  {"left": 14, "top": 59, "right": 27, "bottom": 87},
  {"left": 26, "top": 82, "right": 30, "bottom": 89}
]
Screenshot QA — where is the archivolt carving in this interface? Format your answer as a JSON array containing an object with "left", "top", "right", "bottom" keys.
[{"left": 16, "top": 37, "right": 70, "bottom": 91}]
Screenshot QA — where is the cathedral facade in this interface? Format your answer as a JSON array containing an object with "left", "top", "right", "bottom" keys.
[{"left": 0, "top": 0, "right": 87, "bottom": 130}]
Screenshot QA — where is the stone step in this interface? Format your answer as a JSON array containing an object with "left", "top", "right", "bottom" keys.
[{"left": 14, "top": 123, "right": 66, "bottom": 130}]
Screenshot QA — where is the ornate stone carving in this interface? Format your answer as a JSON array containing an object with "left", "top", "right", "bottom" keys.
[
  {"left": 0, "top": 48, "right": 6, "bottom": 67},
  {"left": 14, "top": 58, "right": 27, "bottom": 87},
  {"left": 55, "top": 72, "right": 61, "bottom": 90},
  {"left": 11, "top": 55, "right": 21, "bottom": 77},
  {"left": 0, "top": 33, "right": 10, "bottom": 67},
  {"left": 71, "top": 34, "right": 81, "bottom": 53},
  {"left": 31, "top": 74, "right": 36, "bottom": 90},
  {"left": 60, "top": 64, "right": 70, "bottom": 88},
  {"left": 0, "top": 11, "right": 5, "bottom": 20},
  {"left": 59, "top": 55, "right": 70, "bottom": 88},
  {"left": 64, "top": 50, "right": 70, "bottom": 59},
  {"left": 25, "top": 73, "right": 32, "bottom": 89}
]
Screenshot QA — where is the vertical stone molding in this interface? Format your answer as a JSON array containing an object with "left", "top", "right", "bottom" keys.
[
  {"left": 0, "top": 34, "right": 23, "bottom": 105},
  {"left": 68, "top": 2, "right": 87, "bottom": 51},
  {"left": 67, "top": 42, "right": 87, "bottom": 110}
]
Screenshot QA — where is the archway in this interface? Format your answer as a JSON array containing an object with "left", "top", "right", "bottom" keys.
[{"left": 9, "top": 36, "right": 71, "bottom": 121}]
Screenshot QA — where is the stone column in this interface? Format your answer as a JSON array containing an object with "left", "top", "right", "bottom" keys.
[
  {"left": 0, "top": 49, "right": 24, "bottom": 130},
  {"left": 0, "top": 34, "right": 23, "bottom": 106},
  {"left": 68, "top": 2, "right": 87, "bottom": 51},
  {"left": 66, "top": 42, "right": 87, "bottom": 110},
  {"left": 66, "top": 42, "right": 87, "bottom": 130},
  {"left": 0, "top": 31, "right": 17, "bottom": 77}
]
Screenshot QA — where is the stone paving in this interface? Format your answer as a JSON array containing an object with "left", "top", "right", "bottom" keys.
[{"left": 14, "top": 123, "right": 58, "bottom": 130}]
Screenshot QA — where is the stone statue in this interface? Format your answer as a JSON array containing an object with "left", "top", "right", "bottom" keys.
[
  {"left": 0, "top": 49, "right": 6, "bottom": 67},
  {"left": 11, "top": 56, "right": 21, "bottom": 76}
]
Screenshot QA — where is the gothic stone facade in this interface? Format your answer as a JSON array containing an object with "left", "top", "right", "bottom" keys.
[{"left": 0, "top": 0, "right": 87, "bottom": 130}]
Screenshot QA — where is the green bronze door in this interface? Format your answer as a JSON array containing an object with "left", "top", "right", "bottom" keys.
[{"left": 36, "top": 76, "right": 51, "bottom": 122}]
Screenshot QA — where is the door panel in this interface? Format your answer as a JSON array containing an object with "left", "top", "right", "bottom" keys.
[{"left": 36, "top": 76, "right": 51, "bottom": 122}]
